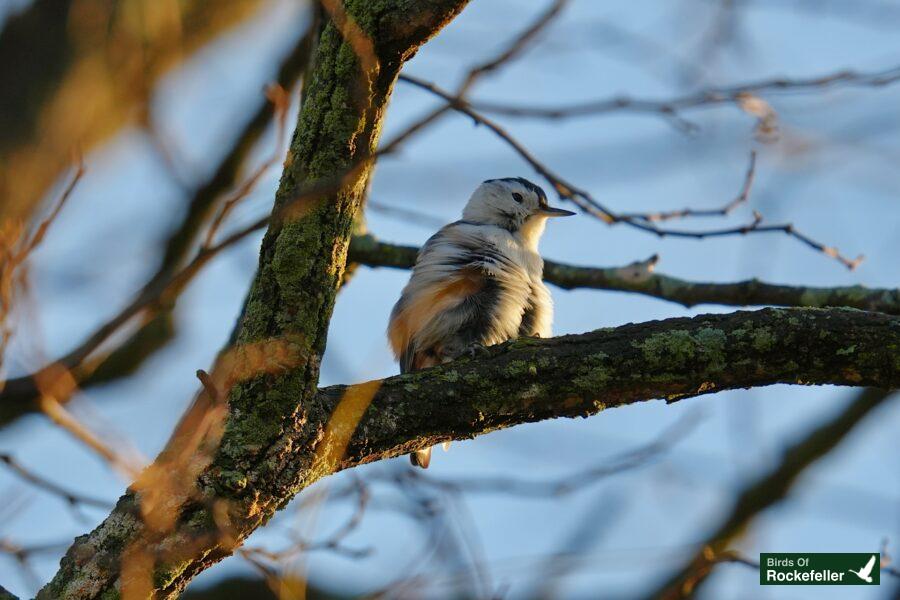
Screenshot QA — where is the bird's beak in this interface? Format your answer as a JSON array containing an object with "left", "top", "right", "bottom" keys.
[{"left": 538, "top": 205, "right": 576, "bottom": 217}]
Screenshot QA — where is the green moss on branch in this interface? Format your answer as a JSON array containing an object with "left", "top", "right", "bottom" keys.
[{"left": 334, "top": 307, "right": 900, "bottom": 467}]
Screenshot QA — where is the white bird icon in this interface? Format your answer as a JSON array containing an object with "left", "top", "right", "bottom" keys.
[{"left": 848, "top": 555, "right": 877, "bottom": 583}]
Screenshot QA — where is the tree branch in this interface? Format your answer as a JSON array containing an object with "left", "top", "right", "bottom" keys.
[
  {"left": 0, "top": 24, "right": 315, "bottom": 428},
  {"left": 347, "top": 234, "right": 900, "bottom": 314},
  {"left": 398, "top": 74, "right": 864, "bottom": 269},
  {"left": 470, "top": 63, "right": 900, "bottom": 121},
  {"left": 324, "top": 308, "right": 898, "bottom": 468}
]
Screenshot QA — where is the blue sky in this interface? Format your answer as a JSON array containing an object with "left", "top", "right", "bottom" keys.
[{"left": 1, "top": 0, "right": 899, "bottom": 597}]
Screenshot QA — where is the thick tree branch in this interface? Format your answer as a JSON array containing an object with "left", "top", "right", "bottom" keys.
[
  {"left": 325, "top": 308, "right": 898, "bottom": 468},
  {"left": 348, "top": 234, "right": 900, "bottom": 314},
  {"left": 35, "top": 304, "right": 900, "bottom": 596}
]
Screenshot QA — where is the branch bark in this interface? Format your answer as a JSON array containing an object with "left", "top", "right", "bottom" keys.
[
  {"left": 348, "top": 234, "right": 900, "bottom": 314},
  {"left": 325, "top": 307, "right": 899, "bottom": 468}
]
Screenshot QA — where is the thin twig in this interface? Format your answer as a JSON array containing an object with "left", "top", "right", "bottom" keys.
[
  {"left": 0, "top": 454, "right": 112, "bottom": 510},
  {"left": 19, "top": 157, "right": 85, "bottom": 258},
  {"left": 470, "top": 64, "right": 900, "bottom": 121},
  {"left": 399, "top": 74, "right": 864, "bottom": 269},
  {"left": 202, "top": 84, "right": 291, "bottom": 249},
  {"left": 459, "top": 0, "right": 568, "bottom": 94},
  {"left": 619, "top": 151, "right": 757, "bottom": 222}
]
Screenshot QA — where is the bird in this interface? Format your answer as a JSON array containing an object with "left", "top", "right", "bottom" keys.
[
  {"left": 848, "top": 555, "right": 877, "bottom": 583},
  {"left": 387, "top": 177, "right": 574, "bottom": 468}
]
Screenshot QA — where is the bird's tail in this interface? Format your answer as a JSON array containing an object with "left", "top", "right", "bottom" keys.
[{"left": 410, "top": 447, "right": 432, "bottom": 469}]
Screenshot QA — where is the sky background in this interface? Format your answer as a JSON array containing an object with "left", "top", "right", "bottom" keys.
[{"left": 1, "top": 0, "right": 899, "bottom": 598}]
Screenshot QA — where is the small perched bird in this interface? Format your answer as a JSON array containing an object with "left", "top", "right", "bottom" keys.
[{"left": 387, "top": 177, "right": 574, "bottom": 468}]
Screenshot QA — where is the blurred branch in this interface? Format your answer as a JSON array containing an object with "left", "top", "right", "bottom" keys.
[
  {"left": 0, "top": 538, "right": 69, "bottom": 596},
  {"left": 651, "top": 387, "right": 895, "bottom": 599},
  {"left": 181, "top": 575, "right": 347, "bottom": 600},
  {"left": 399, "top": 74, "right": 864, "bottom": 269},
  {"left": 239, "top": 475, "right": 371, "bottom": 565},
  {"left": 470, "top": 63, "right": 900, "bottom": 121},
  {"left": 83, "top": 19, "right": 316, "bottom": 385},
  {"left": 0, "top": 454, "right": 112, "bottom": 511},
  {"left": 201, "top": 84, "right": 292, "bottom": 249},
  {"left": 0, "top": 0, "right": 268, "bottom": 225},
  {"left": 1, "top": 159, "right": 84, "bottom": 371},
  {"left": 0, "top": 25, "right": 317, "bottom": 426},
  {"left": 704, "top": 545, "right": 900, "bottom": 582},
  {"left": 347, "top": 234, "right": 900, "bottom": 314},
  {"left": 723, "top": 0, "right": 900, "bottom": 28},
  {"left": 377, "top": 410, "right": 702, "bottom": 498}
]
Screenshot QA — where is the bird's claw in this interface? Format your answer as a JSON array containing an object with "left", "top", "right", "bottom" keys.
[{"left": 465, "top": 342, "right": 490, "bottom": 359}]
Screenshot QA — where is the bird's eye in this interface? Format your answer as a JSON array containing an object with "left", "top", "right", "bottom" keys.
[{"left": 512, "top": 193, "right": 524, "bottom": 203}]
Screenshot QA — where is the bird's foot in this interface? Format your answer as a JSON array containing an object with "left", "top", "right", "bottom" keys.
[{"left": 465, "top": 342, "right": 491, "bottom": 359}]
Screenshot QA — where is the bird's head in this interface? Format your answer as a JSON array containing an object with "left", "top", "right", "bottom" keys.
[{"left": 462, "top": 178, "right": 574, "bottom": 246}]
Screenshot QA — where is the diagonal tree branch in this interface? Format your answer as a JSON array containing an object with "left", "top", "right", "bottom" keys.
[
  {"left": 347, "top": 234, "right": 900, "bottom": 314},
  {"left": 36, "top": 1, "right": 473, "bottom": 598}
]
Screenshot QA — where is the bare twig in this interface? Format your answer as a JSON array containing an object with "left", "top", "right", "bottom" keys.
[
  {"left": 18, "top": 158, "right": 85, "bottom": 257},
  {"left": 0, "top": 454, "right": 112, "bottom": 510},
  {"left": 202, "top": 84, "right": 291, "bottom": 249},
  {"left": 367, "top": 200, "right": 446, "bottom": 229},
  {"left": 469, "top": 64, "right": 900, "bottom": 121},
  {"left": 240, "top": 475, "right": 372, "bottom": 564},
  {"left": 619, "top": 151, "right": 757, "bottom": 222},
  {"left": 398, "top": 410, "right": 702, "bottom": 498},
  {"left": 0, "top": 159, "right": 85, "bottom": 376},
  {"left": 398, "top": 74, "right": 864, "bottom": 269},
  {"left": 0, "top": 537, "right": 69, "bottom": 592},
  {"left": 459, "top": 0, "right": 568, "bottom": 94}
]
